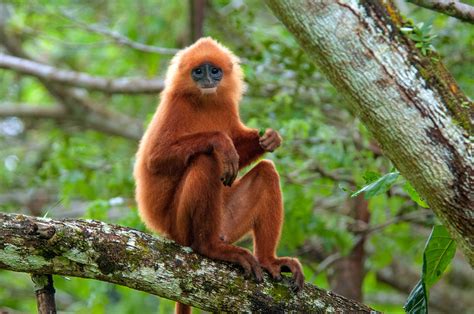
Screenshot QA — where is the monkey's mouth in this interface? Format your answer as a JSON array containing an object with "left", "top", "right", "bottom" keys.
[{"left": 200, "top": 87, "right": 217, "bottom": 95}]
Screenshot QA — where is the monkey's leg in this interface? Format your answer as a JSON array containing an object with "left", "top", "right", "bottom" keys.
[
  {"left": 173, "top": 154, "right": 263, "bottom": 281},
  {"left": 222, "top": 160, "right": 304, "bottom": 291}
]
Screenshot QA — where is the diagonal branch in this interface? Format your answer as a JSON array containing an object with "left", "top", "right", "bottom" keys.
[
  {"left": 407, "top": 0, "right": 474, "bottom": 24},
  {"left": 60, "top": 10, "right": 179, "bottom": 55},
  {"left": 0, "top": 213, "right": 377, "bottom": 312},
  {"left": 0, "top": 53, "right": 164, "bottom": 94}
]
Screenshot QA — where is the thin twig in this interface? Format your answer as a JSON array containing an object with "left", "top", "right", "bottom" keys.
[{"left": 60, "top": 10, "right": 179, "bottom": 54}]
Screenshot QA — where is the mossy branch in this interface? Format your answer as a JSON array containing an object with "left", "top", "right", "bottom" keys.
[{"left": 0, "top": 213, "right": 376, "bottom": 312}]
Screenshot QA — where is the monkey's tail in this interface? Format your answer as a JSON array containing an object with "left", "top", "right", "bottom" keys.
[{"left": 175, "top": 302, "right": 191, "bottom": 314}]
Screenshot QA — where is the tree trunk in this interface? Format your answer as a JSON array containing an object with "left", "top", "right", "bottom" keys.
[
  {"left": 265, "top": 0, "right": 473, "bottom": 265},
  {"left": 0, "top": 213, "right": 376, "bottom": 313},
  {"left": 328, "top": 195, "right": 370, "bottom": 301}
]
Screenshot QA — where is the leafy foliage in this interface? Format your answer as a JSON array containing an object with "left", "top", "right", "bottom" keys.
[{"left": 401, "top": 21, "right": 437, "bottom": 56}]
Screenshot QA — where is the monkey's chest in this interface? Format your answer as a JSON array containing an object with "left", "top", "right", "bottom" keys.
[{"left": 183, "top": 111, "right": 236, "bottom": 134}]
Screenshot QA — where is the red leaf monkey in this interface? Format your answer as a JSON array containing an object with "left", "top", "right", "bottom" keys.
[{"left": 134, "top": 37, "right": 304, "bottom": 312}]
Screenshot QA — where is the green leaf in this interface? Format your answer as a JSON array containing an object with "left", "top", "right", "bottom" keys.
[
  {"left": 351, "top": 171, "right": 399, "bottom": 199},
  {"left": 405, "top": 225, "right": 456, "bottom": 313},
  {"left": 404, "top": 280, "right": 428, "bottom": 314},
  {"left": 403, "top": 181, "right": 429, "bottom": 208},
  {"left": 423, "top": 225, "right": 456, "bottom": 288},
  {"left": 362, "top": 171, "right": 380, "bottom": 184}
]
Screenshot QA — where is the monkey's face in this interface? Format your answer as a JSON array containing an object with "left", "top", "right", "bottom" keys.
[{"left": 191, "top": 62, "right": 223, "bottom": 95}]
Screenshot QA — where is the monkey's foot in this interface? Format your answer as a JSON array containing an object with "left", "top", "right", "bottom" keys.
[
  {"left": 259, "top": 257, "right": 304, "bottom": 292},
  {"left": 236, "top": 251, "right": 263, "bottom": 283}
]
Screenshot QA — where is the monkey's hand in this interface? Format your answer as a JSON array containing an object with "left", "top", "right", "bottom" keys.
[
  {"left": 213, "top": 136, "right": 239, "bottom": 186},
  {"left": 259, "top": 129, "right": 282, "bottom": 152},
  {"left": 219, "top": 148, "right": 239, "bottom": 186}
]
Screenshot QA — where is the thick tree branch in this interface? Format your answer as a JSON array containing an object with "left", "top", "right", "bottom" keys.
[
  {"left": 266, "top": 0, "right": 473, "bottom": 265},
  {"left": 407, "top": 0, "right": 474, "bottom": 24},
  {"left": 0, "top": 53, "right": 164, "bottom": 94},
  {"left": 0, "top": 213, "right": 376, "bottom": 312}
]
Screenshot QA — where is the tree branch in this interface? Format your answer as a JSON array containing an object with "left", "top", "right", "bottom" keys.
[
  {"left": 0, "top": 53, "right": 164, "bottom": 94},
  {"left": 60, "top": 11, "right": 179, "bottom": 55},
  {"left": 0, "top": 103, "right": 67, "bottom": 119},
  {"left": 0, "top": 102, "right": 143, "bottom": 140},
  {"left": 407, "top": 0, "right": 474, "bottom": 24},
  {"left": 0, "top": 11, "right": 144, "bottom": 141},
  {"left": 0, "top": 213, "right": 376, "bottom": 312}
]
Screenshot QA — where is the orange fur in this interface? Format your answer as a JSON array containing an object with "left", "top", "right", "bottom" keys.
[{"left": 134, "top": 38, "right": 303, "bottom": 313}]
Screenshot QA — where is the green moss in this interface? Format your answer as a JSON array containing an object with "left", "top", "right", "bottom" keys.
[{"left": 268, "top": 283, "right": 292, "bottom": 302}]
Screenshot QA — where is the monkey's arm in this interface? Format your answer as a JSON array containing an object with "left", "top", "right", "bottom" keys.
[
  {"left": 148, "top": 131, "right": 239, "bottom": 185},
  {"left": 233, "top": 129, "right": 265, "bottom": 169}
]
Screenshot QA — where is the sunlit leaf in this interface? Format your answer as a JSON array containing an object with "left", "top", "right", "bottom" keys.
[{"left": 351, "top": 171, "right": 399, "bottom": 199}]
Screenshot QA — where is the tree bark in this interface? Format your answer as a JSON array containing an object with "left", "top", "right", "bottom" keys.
[
  {"left": 0, "top": 213, "right": 376, "bottom": 313},
  {"left": 265, "top": 0, "right": 473, "bottom": 265},
  {"left": 190, "top": 0, "right": 206, "bottom": 42}
]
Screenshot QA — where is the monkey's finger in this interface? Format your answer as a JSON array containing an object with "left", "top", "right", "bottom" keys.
[
  {"left": 291, "top": 271, "right": 305, "bottom": 292},
  {"left": 260, "top": 135, "right": 277, "bottom": 147},
  {"left": 266, "top": 142, "right": 279, "bottom": 152},
  {"left": 260, "top": 142, "right": 276, "bottom": 152},
  {"left": 252, "top": 265, "right": 263, "bottom": 283},
  {"left": 259, "top": 134, "right": 269, "bottom": 142},
  {"left": 231, "top": 161, "right": 239, "bottom": 183},
  {"left": 223, "top": 172, "right": 232, "bottom": 186},
  {"left": 280, "top": 262, "right": 304, "bottom": 292},
  {"left": 259, "top": 132, "right": 273, "bottom": 143}
]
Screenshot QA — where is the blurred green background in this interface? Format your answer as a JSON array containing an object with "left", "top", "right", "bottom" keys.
[{"left": 0, "top": 0, "right": 472, "bottom": 313}]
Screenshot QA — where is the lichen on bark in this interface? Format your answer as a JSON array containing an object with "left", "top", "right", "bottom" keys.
[{"left": 0, "top": 213, "right": 376, "bottom": 312}]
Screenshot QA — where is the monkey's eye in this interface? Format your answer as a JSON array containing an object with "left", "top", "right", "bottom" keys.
[
  {"left": 210, "top": 67, "right": 222, "bottom": 79},
  {"left": 193, "top": 68, "right": 203, "bottom": 76}
]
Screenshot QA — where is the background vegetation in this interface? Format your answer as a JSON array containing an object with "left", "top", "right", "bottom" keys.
[{"left": 0, "top": 0, "right": 472, "bottom": 313}]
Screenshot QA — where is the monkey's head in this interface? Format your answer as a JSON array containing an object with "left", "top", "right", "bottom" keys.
[{"left": 165, "top": 37, "right": 244, "bottom": 102}]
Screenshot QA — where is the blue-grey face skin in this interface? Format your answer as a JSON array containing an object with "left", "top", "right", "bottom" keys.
[{"left": 191, "top": 63, "right": 223, "bottom": 92}]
